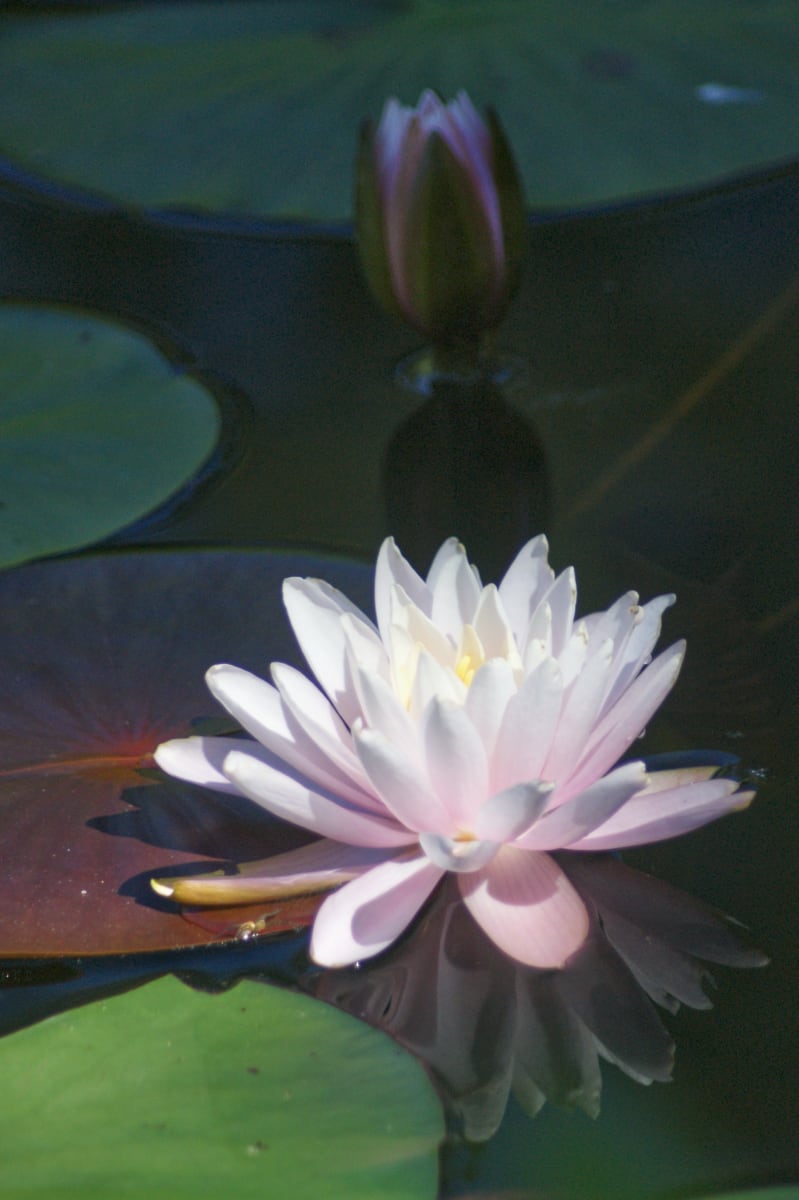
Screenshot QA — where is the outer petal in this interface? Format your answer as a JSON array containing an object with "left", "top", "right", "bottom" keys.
[
  {"left": 223, "top": 749, "right": 414, "bottom": 848},
  {"left": 270, "top": 662, "right": 369, "bottom": 788},
  {"left": 460, "top": 846, "right": 589, "bottom": 968},
  {"left": 206, "top": 663, "right": 377, "bottom": 809},
  {"left": 282, "top": 577, "right": 373, "bottom": 724},
  {"left": 568, "top": 777, "right": 753, "bottom": 851},
  {"left": 154, "top": 735, "right": 256, "bottom": 793},
  {"left": 152, "top": 839, "right": 394, "bottom": 906},
  {"left": 564, "top": 640, "right": 685, "bottom": 796},
  {"left": 310, "top": 853, "right": 444, "bottom": 966},
  {"left": 374, "top": 537, "right": 431, "bottom": 644},
  {"left": 515, "top": 760, "right": 648, "bottom": 850}
]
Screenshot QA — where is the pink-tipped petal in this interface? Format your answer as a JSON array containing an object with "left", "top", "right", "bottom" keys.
[
  {"left": 460, "top": 847, "right": 590, "bottom": 968},
  {"left": 223, "top": 749, "right": 413, "bottom": 848},
  {"left": 310, "top": 853, "right": 444, "bottom": 966},
  {"left": 516, "top": 760, "right": 648, "bottom": 850},
  {"left": 568, "top": 777, "right": 752, "bottom": 851}
]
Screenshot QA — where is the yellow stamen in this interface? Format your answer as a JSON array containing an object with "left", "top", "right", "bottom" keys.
[{"left": 455, "top": 654, "right": 476, "bottom": 686}]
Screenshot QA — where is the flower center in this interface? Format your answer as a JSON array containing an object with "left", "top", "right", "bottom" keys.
[{"left": 455, "top": 653, "right": 477, "bottom": 686}]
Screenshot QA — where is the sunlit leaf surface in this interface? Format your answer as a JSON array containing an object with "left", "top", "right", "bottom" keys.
[
  {"left": 0, "top": 1, "right": 797, "bottom": 220},
  {"left": 0, "top": 304, "right": 219, "bottom": 567},
  {"left": 0, "top": 976, "right": 444, "bottom": 1198},
  {"left": 0, "top": 547, "right": 371, "bottom": 956}
]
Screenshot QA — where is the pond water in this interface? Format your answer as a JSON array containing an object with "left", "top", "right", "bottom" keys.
[{"left": 1, "top": 63, "right": 798, "bottom": 1200}]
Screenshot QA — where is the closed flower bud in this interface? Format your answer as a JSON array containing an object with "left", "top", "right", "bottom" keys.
[{"left": 356, "top": 90, "right": 526, "bottom": 344}]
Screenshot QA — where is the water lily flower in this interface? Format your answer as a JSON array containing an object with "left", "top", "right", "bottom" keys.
[
  {"left": 153, "top": 536, "right": 754, "bottom": 970},
  {"left": 355, "top": 90, "right": 526, "bottom": 344}
]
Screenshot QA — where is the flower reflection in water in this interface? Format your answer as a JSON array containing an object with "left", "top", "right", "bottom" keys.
[{"left": 313, "top": 857, "right": 766, "bottom": 1141}]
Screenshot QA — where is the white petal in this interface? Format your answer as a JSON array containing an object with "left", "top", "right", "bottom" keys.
[
  {"left": 206, "top": 663, "right": 378, "bottom": 809},
  {"left": 354, "top": 726, "right": 452, "bottom": 832},
  {"left": 497, "top": 535, "right": 554, "bottom": 643},
  {"left": 464, "top": 660, "right": 517, "bottom": 758},
  {"left": 353, "top": 666, "right": 420, "bottom": 759},
  {"left": 491, "top": 657, "right": 563, "bottom": 791},
  {"left": 409, "top": 647, "right": 466, "bottom": 719},
  {"left": 374, "top": 538, "right": 431, "bottom": 644},
  {"left": 473, "top": 781, "right": 554, "bottom": 842},
  {"left": 282, "top": 577, "right": 373, "bottom": 724},
  {"left": 472, "top": 584, "right": 520, "bottom": 663},
  {"left": 223, "top": 749, "right": 414, "bottom": 848},
  {"left": 419, "top": 832, "right": 499, "bottom": 872},
  {"left": 425, "top": 536, "right": 467, "bottom": 590},
  {"left": 598, "top": 594, "right": 675, "bottom": 720},
  {"left": 460, "top": 847, "right": 589, "bottom": 968},
  {"left": 340, "top": 611, "right": 391, "bottom": 681},
  {"left": 543, "top": 567, "right": 577, "bottom": 657},
  {"left": 155, "top": 735, "right": 256, "bottom": 793},
  {"left": 271, "top": 662, "right": 369, "bottom": 788},
  {"left": 310, "top": 854, "right": 444, "bottom": 966},
  {"left": 153, "top": 839, "right": 395, "bottom": 905},
  {"left": 516, "top": 760, "right": 648, "bottom": 850},
  {"left": 429, "top": 544, "right": 483, "bottom": 638},
  {"left": 541, "top": 637, "right": 615, "bottom": 784},
  {"left": 423, "top": 697, "right": 488, "bottom": 825},
  {"left": 568, "top": 777, "right": 752, "bottom": 850},
  {"left": 392, "top": 588, "right": 454, "bottom": 664},
  {"left": 565, "top": 640, "right": 685, "bottom": 796}
]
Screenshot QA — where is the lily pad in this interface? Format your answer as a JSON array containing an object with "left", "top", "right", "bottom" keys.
[
  {"left": 0, "top": 976, "right": 444, "bottom": 1198},
  {"left": 0, "top": 1, "right": 797, "bottom": 221},
  {"left": 0, "top": 546, "right": 371, "bottom": 956},
  {"left": 0, "top": 304, "right": 220, "bottom": 568}
]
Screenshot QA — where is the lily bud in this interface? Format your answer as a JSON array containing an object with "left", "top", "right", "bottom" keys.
[{"left": 356, "top": 90, "right": 526, "bottom": 345}]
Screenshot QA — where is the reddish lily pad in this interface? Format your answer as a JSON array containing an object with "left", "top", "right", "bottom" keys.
[{"left": 0, "top": 546, "right": 372, "bottom": 957}]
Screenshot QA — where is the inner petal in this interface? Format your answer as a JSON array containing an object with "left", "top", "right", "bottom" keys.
[{"left": 419, "top": 831, "right": 500, "bottom": 873}]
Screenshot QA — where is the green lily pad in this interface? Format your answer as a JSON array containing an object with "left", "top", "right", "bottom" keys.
[
  {"left": 0, "top": 1, "right": 797, "bottom": 220},
  {"left": 0, "top": 304, "right": 220, "bottom": 568},
  {"left": 688, "top": 1191, "right": 799, "bottom": 1200},
  {"left": 0, "top": 976, "right": 444, "bottom": 1198}
]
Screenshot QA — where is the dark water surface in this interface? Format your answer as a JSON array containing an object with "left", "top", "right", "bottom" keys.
[{"left": 1, "top": 161, "right": 798, "bottom": 1196}]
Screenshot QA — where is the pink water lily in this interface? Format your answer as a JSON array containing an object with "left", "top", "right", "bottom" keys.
[{"left": 154, "top": 536, "right": 753, "bottom": 970}]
